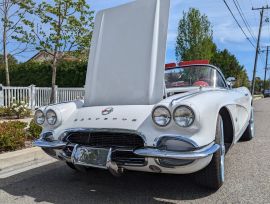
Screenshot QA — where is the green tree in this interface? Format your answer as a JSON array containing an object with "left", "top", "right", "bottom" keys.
[
  {"left": 0, "top": 54, "right": 17, "bottom": 68},
  {"left": 18, "top": 0, "right": 94, "bottom": 103},
  {"left": 255, "top": 77, "right": 263, "bottom": 94},
  {"left": 263, "top": 79, "right": 270, "bottom": 92},
  {"left": 175, "top": 8, "right": 216, "bottom": 62},
  {"left": 211, "top": 49, "right": 249, "bottom": 87},
  {"left": 0, "top": 0, "right": 34, "bottom": 86}
]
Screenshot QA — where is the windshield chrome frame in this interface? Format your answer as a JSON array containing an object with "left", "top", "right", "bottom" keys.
[{"left": 165, "top": 64, "right": 229, "bottom": 91}]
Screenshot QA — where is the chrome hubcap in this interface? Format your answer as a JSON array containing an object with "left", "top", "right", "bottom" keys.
[{"left": 250, "top": 108, "right": 255, "bottom": 138}]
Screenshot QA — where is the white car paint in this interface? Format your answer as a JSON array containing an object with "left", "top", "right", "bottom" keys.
[
  {"left": 34, "top": 0, "right": 253, "bottom": 175},
  {"left": 42, "top": 86, "right": 251, "bottom": 148},
  {"left": 38, "top": 84, "right": 252, "bottom": 174}
]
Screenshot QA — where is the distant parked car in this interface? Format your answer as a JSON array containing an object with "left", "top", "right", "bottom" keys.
[{"left": 264, "top": 90, "right": 270, "bottom": 97}]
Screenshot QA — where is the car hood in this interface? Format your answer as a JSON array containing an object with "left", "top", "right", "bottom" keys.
[
  {"left": 84, "top": 0, "right": 170, "bottom": 107},
  {"left": 53, "top": 105, "right": 155, "bottom": 134}
]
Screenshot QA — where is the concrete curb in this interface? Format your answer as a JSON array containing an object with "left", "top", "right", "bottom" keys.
[{"left": 0, "top": 147, "right": 56, "bottom": 178}]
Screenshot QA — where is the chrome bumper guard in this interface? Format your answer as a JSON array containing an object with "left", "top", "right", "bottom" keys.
[{"left": 134, "top": 144, "right": 220, "bottom": 160}]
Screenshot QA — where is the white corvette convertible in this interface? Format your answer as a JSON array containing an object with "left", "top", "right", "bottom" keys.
[{"left": 34, "top": 0, "right": 254, "bottom": 189}]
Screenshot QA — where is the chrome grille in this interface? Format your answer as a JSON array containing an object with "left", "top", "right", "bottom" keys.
[{"left": 65, "top": 131, "right": 144, "bottom": 148}]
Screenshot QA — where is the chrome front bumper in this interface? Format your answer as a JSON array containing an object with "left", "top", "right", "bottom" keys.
[
  {"left": 134, "top": 144, "right": 220, "bottom": 160},
  {"left": 34, "top": 139, "right": 66, "bottom": 149},
  {"left": 34, "top": 139, "right": 220, "bottom": 160}
]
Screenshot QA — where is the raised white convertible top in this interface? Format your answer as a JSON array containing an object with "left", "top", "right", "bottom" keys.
[{"left": 84, "top": 0, "right": 170, "bottom": 106}]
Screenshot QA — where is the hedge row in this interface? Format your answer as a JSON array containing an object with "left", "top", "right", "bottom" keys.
[{"left": 0, "top": 61, "right": 88, "bottom": 87}]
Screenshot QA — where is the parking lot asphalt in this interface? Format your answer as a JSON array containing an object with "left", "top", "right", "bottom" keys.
[{"left": 0, "top": 98, "right": 270, "bottom": 204}]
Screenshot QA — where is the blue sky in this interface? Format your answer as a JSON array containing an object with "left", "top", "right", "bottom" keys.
[
  {"left": 15, "top": 0, "right": 270, "bottom": 80},
  {"left": 87, "top": 0, "right": 270, "bottom": 80}
]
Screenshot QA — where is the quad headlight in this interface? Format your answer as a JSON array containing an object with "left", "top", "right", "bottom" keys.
[
  {"left": 46, "top": 109, "right": 58, "bottom": 125},
  {"left": 152, "top": 106, "right": 171, "bottom": 127},
  {"left": 173, "top": 106, "right": 195, "bottom": 127},
  {"left": 34, "top": 110, "right": 45, "bottom": 125}
]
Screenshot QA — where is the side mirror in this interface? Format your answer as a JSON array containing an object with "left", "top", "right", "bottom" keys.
[{"left": 226, "top": 77, "right": 236, "bottom": 88}]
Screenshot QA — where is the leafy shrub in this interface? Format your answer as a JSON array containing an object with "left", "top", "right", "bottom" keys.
[
  {"left": 28, "top": 119, "right": 42, "bottom": 140},
  {"left": 0, "top": 107, "right": 6, "bottom": 117},
  {"left": 0, "top": 100, "right": 31, "bottom": 119},
  {"left": 9, "top": 100, "right": 31, "bottom": 119},
  {"left": 0, "top": 106, "right": 11, "bottom": 118},
  {"left": 0, "top": 121, "right": 28, "bottom": 152}
]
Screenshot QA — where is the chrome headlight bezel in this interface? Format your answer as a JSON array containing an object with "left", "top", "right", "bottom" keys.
[
  {"left": 46, "top": 109, "right": 58, "bottom": 126},
  {"left": 34, "top": 109, "right": 45, "bottom": 125},
  {"left": 173, "top": 105, "right": 195, "bottom": 128},
  {"left": 152, "top": 106, "right": 172, "bottom": 127}
]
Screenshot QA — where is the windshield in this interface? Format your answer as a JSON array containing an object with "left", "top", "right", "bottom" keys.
[{"left": 165, "top": 65, "right": 225, "bottom": 88}]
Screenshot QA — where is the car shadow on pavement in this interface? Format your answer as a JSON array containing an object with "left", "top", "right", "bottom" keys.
[{"left": 0, "top": 161, "right": 216, "bottom": 204}]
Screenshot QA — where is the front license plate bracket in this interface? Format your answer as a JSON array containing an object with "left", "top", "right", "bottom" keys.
[{"left": 71, "top": 145, "right": 110, "bottom": 169}]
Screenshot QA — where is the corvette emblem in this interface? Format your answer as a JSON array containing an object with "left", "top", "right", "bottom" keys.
[{"left": 102, "top": 107, "right": 114, "bottom": 115}]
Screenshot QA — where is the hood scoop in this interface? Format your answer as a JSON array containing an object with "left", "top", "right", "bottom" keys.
[{"left": 84, "top": 0, "right": 170, "bottom": 107}]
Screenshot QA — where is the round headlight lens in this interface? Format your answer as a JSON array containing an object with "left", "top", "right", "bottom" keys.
[
  {"left": 152, "top": 106, "right": 171, "bottom": 127},
  {"left": 34, "top": 110, "right": 45, "bottom": 125},
  {"left": 173, "top": 106, "right": 195, "bottom": 127},
  {"left": 46, "top": 109, "right": 57, "bottom": 125}
]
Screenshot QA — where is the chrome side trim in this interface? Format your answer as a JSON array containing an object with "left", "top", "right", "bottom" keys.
[
  {"left": 134, "top": 143, "right": 220, "bottom": 160},
  {"left": 170, "top": 91, "right": 205, "bottom": 106},
  {"left": 33, "top": 139, "right": 66, "bottom": 149},
  {"left": 170, "top": 89, "right": 225, "bottom": 106}
]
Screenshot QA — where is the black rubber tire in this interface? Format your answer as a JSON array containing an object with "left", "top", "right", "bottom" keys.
[
  {"left": 194, "top": 115, "right": 225, "bottom": 190},
  {"left": 240, "top": 124, "right": 253, "bottom": 141},
  {"left": 240, "top": 107, "right": 255, "bottom": 141},
  {"left": 66, "top": 162, "right": 78, "bottom": 170}
]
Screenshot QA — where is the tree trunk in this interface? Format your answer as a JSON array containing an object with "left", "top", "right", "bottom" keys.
[
  {"left": 49, "top": 2, "right": 62, "bottom": 104},
  {"left": 50, "top": 56, "right": 57, "bottom": 103},
  {"left": 3, "top": 3, "right": 10, "bottom": 86},
  {"left": 3, "top": 35, "right": 10, "bottom": 86}
]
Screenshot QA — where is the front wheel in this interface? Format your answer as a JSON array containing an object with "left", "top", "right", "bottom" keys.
[
  {"left": 194, "top": 115, "right": 225, "bottom": 190},
  {"left": 240, "top": 107, "right": 255, "bottom": 141}
]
